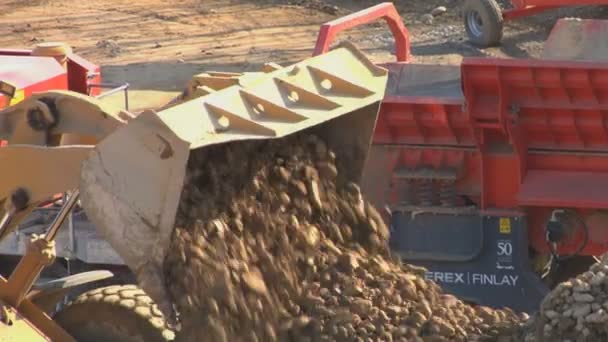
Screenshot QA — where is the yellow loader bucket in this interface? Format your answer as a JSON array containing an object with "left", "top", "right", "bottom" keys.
[{"left": 79, "top": 42, "right": 388, "bottom": 316}]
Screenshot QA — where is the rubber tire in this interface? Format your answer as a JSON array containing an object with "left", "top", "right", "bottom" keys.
[
  {"left": 463, "top": 0, "right": 504, "bottom": 47},
  {"left": 53, "top": 284, "right": 174, "bottom": 342}
]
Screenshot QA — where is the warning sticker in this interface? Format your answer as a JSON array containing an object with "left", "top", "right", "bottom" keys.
[{"left": 499, "top": 217, "right": 511, "bottom": 234}]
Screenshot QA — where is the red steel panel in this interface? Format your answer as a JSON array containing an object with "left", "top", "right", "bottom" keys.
[
  {"left": 313, "top": 2, "right": 410, "bottom": 62},
  {"left": 375, "top": 101, "right": 474, "bottom": 146},
  {"left": 25, "top": 74, "right": 68, "bottom": 98},
  {"left": 377, "top": 63, "right": 468, "bottom": 146},
  {"left": 503, "top": 5, "right": 558, "bottom": 19},
  {"left": 527, "top": 153, "right": 608, "bottom": 172},
  {"left": 518, "top": 170, "right": 608, "bottom": 208},
  {"left": 0, "top": 49, "right": 32, "bottom": 57},
  {"left": 460, "top": 57, "right": 608, "bottom": 255},
  {"left": 479, "top": 153, "right": 521, "bottom": 209},
  {"left": 67, "top": 53, "right": 101, "bottom": 96},
  {"left": 0, "top": 56, "right": 66, "bottom": 91},
  {"left": 462, "top": 57, "right": 608, "bottom": 150},
  {"left": 363, "top": 146, "right": 481, "bottom": 209},
  {"left": 373, "top": 58, "right": 608, "bottom": 257},
  {"left": 0, "top": 49, "right": 100, "bottom": 95},
  {"left": 511, "top": 0, "right": 608, "bottom": 9}
]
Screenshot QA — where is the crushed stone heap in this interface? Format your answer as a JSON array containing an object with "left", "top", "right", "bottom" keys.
[
  {"left": 537, "top": 255, "right": 608, "bottom": 342},
  {"left": 163, "top": 133, "right": 524, "bottom": 342}
]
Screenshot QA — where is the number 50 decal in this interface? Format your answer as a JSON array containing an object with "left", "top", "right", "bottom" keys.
[{"left": 498, "top": 241, "right": 513, "bottom": 256}]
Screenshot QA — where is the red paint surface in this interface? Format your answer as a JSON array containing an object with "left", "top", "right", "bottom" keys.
[
  {"left": 313, "top": 2, "right": 410, "bottom": 62},
  {"left": 0, "top": 55, "right": 67, "bottom": 91},
  {"left": 369, "top": 56, "right": 608, "bottom": 257}
]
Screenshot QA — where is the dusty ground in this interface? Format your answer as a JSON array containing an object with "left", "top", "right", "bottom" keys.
[{"left": 1, "top": 0, "right": 608, "bottom": 102}]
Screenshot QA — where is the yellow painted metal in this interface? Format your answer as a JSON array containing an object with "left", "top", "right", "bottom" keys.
[
  {"left": 0, "top": 235, "right": 75, "bottom": 341},
  {"left": 156, "top": 43, "right": 386, "bottom": 148},
  {"left": 0, "top": 90, "right": 129, "bottom": 145},
  {"left": 0, "top": 290, "right": 73, "bottom": 342},
  {"left": 0, "top": 90, "right": 128, "bottom": 237},
  {"left": 3, "top": 235, "right": 56, "bottom": 309},
  {"left": 0, "top": 146, "right": 93, "bottom": 240},
  {"left": 8, "top": 90, "right": 24, "bottom": 106},
  {"left": 0, "top": 236, "right": 75, "bottom": 341},
  {"left": 79, "top": 42, "right": 389, "bottom": 317},
  {"left": 0, "top": 146, "right": 92, "bottom": 203},
  {"left": 0, "top": 306, "right": 50, "bottom": 342},
  {"left": 174, "top": 67, "right": 280, "bottom": 106}
]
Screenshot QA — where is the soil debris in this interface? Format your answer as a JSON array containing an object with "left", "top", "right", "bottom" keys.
[
  {"left": 163, "top": 132, "right": 523, "bottom": 341},
  {"left": 288, "top": 0, "right": 339, "bottom": 15},
  {"left": 96, "top": 39, "right": 122, "bottom": 57}
]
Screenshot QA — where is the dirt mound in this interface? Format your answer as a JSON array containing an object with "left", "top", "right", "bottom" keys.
[
  {"left": 537, "top": 256, "right": 608, "bottom": 341},
  {"left": 96, "top": 39, "right": 122, "bottom": 57},
  {"left": 163, "top": 133, "right": 523, "bottom": 341},
  {"left": 287, "top": 0, "right": 340, "bottom": 15}
]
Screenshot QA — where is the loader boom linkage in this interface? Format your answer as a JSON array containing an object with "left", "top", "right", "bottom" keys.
[{"left": 0, "top": 92, "right": 129, "bottom": 240}]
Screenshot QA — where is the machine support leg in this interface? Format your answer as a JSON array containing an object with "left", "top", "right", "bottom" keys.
[
  {"left": 0, "top": 189, "right": 80, "bottom": 341},
  {"left": 0, "top": 189, "right": 79, "bottom": 307},
  {"left": 0, "top": 213, "right": 13, "bottom": 238}
]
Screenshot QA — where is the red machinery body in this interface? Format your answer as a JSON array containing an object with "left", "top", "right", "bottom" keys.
[
  {"left": 373, "top": 57, "right": 608, "bottom": 257},
  {"left": 0, "top": 45, "right": 102, "bottom": 147},
  {"left": 0, "top": 47, "right": 101, "bottom": 107},
  {"left": 314, "top": 3, "right": 608, "bottom": 312},
  {"left": 462, "top": 57, "right": 608, "bottom": 255}
]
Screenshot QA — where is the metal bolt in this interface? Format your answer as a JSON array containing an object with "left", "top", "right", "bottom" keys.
[
  {"left": 215, "top": 116, "right": 230, "bottom": 132},
  {"left": 9, "top": 188, "right": 29, "bottom": 212},
  {"left": 26, "top": 102, "right": 56, "bottom": 131},
  {"left": 509, "top": 104, "right": 521, "bottom": 121}
]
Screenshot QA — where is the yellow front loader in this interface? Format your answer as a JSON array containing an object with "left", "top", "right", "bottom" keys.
[{"left": 0, "top": 43, "right": 388, "bottom": 341}]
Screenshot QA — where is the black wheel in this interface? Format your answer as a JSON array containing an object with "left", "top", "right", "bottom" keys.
[
  {"left": 463, "top": 0, "right": 504, "bottom": 47},
  {"left": 54, "top": 284, "right": 174, "bottom": 342}
]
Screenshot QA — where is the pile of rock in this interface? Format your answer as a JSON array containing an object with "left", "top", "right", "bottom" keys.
[
  {"left": 288, "top": 247, "right": 524, "bottom": 341},
  {"left": 538, "top": 256, "right": 608, "bottom": 341},
  {"left": 163, "top": 132, "right": 523, "bottom": 341}
]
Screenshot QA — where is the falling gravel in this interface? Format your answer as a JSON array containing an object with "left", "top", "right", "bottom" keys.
[{"left": 162, "top": 132, "right": 524, "bottom": 341}]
